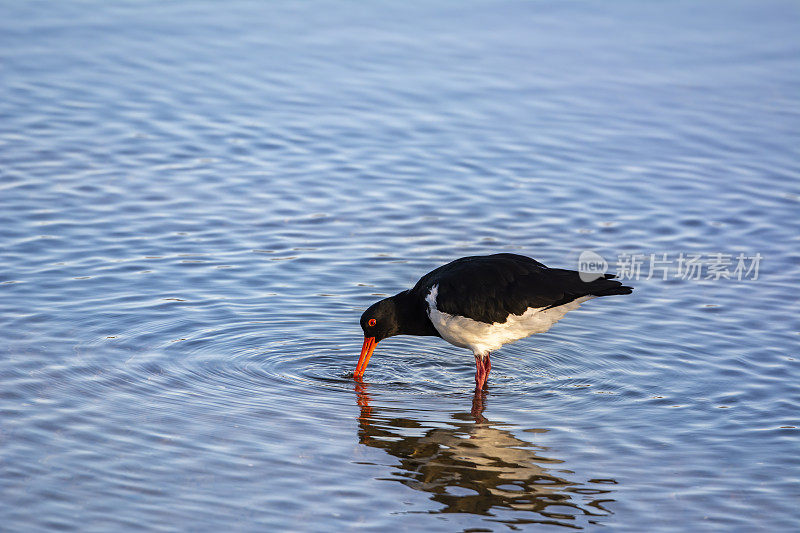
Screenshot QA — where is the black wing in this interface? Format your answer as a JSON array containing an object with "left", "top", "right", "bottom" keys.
[{"left": 410, "top": 253, "right": 632, "bottom": 324}]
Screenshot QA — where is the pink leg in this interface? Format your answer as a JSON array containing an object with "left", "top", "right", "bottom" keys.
[
  {"left": 474, "top": 355, "right": 484, "bottom": 390},
  {"left": 474, "top": 353, "right": 492, "bottom": 391}
]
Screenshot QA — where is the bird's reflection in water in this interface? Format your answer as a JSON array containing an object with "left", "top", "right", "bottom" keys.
[{"left": 355, "top": 384, "right": 616, "bottom": 529}]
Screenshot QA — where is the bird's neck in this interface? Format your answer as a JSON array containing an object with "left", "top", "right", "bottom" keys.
[{"left": 391, "top": 290, "right": 441, "bottom": 338}]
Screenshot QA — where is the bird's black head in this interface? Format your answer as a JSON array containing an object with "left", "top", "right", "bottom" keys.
[
  {"left": 359, "top": 297, "right": 401, "bottom": 343},
  {"left": 354, "top": 294, "right": 405, "bottom": 380},
  {"left": 355, "top": 290, "right": 439, "bottom": 380}
]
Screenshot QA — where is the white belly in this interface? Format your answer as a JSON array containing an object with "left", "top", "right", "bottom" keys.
[{"left": 426, "top": 285, "right": 594, "bottom": 356}]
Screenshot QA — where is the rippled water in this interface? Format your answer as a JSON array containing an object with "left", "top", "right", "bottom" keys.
[{"left": 2, "top": 1, "right": 799, "bottom": 531}]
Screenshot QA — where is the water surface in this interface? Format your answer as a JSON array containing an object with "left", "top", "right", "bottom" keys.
[{"left": 1, "top": 1, "right": 799, "bottom": 531}]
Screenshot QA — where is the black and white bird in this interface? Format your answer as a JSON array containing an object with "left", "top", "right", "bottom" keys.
[{"left": 355, "top": 253, "right": 633, "bottom": 390}]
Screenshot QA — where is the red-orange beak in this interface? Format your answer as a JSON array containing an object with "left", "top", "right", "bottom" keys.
[{"left": 354, "top": 336, "right": 376, "bottom": 380}]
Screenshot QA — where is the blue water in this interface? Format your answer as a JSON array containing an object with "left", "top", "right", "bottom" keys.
[{"left": 2, "top": 1, "right": 799, "bottom": 531}]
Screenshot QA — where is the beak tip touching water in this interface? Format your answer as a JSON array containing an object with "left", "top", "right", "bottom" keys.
[{"left": 354, "top": 336, "right": 376, "bottom": 380}]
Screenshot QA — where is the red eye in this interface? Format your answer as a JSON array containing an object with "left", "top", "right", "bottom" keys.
[{"left": 368, "top": 318, "right": 376, "bottom": 327}]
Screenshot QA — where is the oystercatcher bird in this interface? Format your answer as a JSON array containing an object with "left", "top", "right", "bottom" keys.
[{"left": 355, "top": 253, "right": 632, "bottom": 390}]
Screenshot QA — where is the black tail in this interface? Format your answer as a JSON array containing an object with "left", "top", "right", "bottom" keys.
[
  {"left": 544, "top": 269, "right": 633, "bottom": 309},
  {"left": 588, "top": 273, "right": 633, "bottom": 296}
]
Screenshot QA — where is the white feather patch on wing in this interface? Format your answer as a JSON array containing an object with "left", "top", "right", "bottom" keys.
[{"left": 425, "top": 285, "right": 594, "bottom": 356}]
